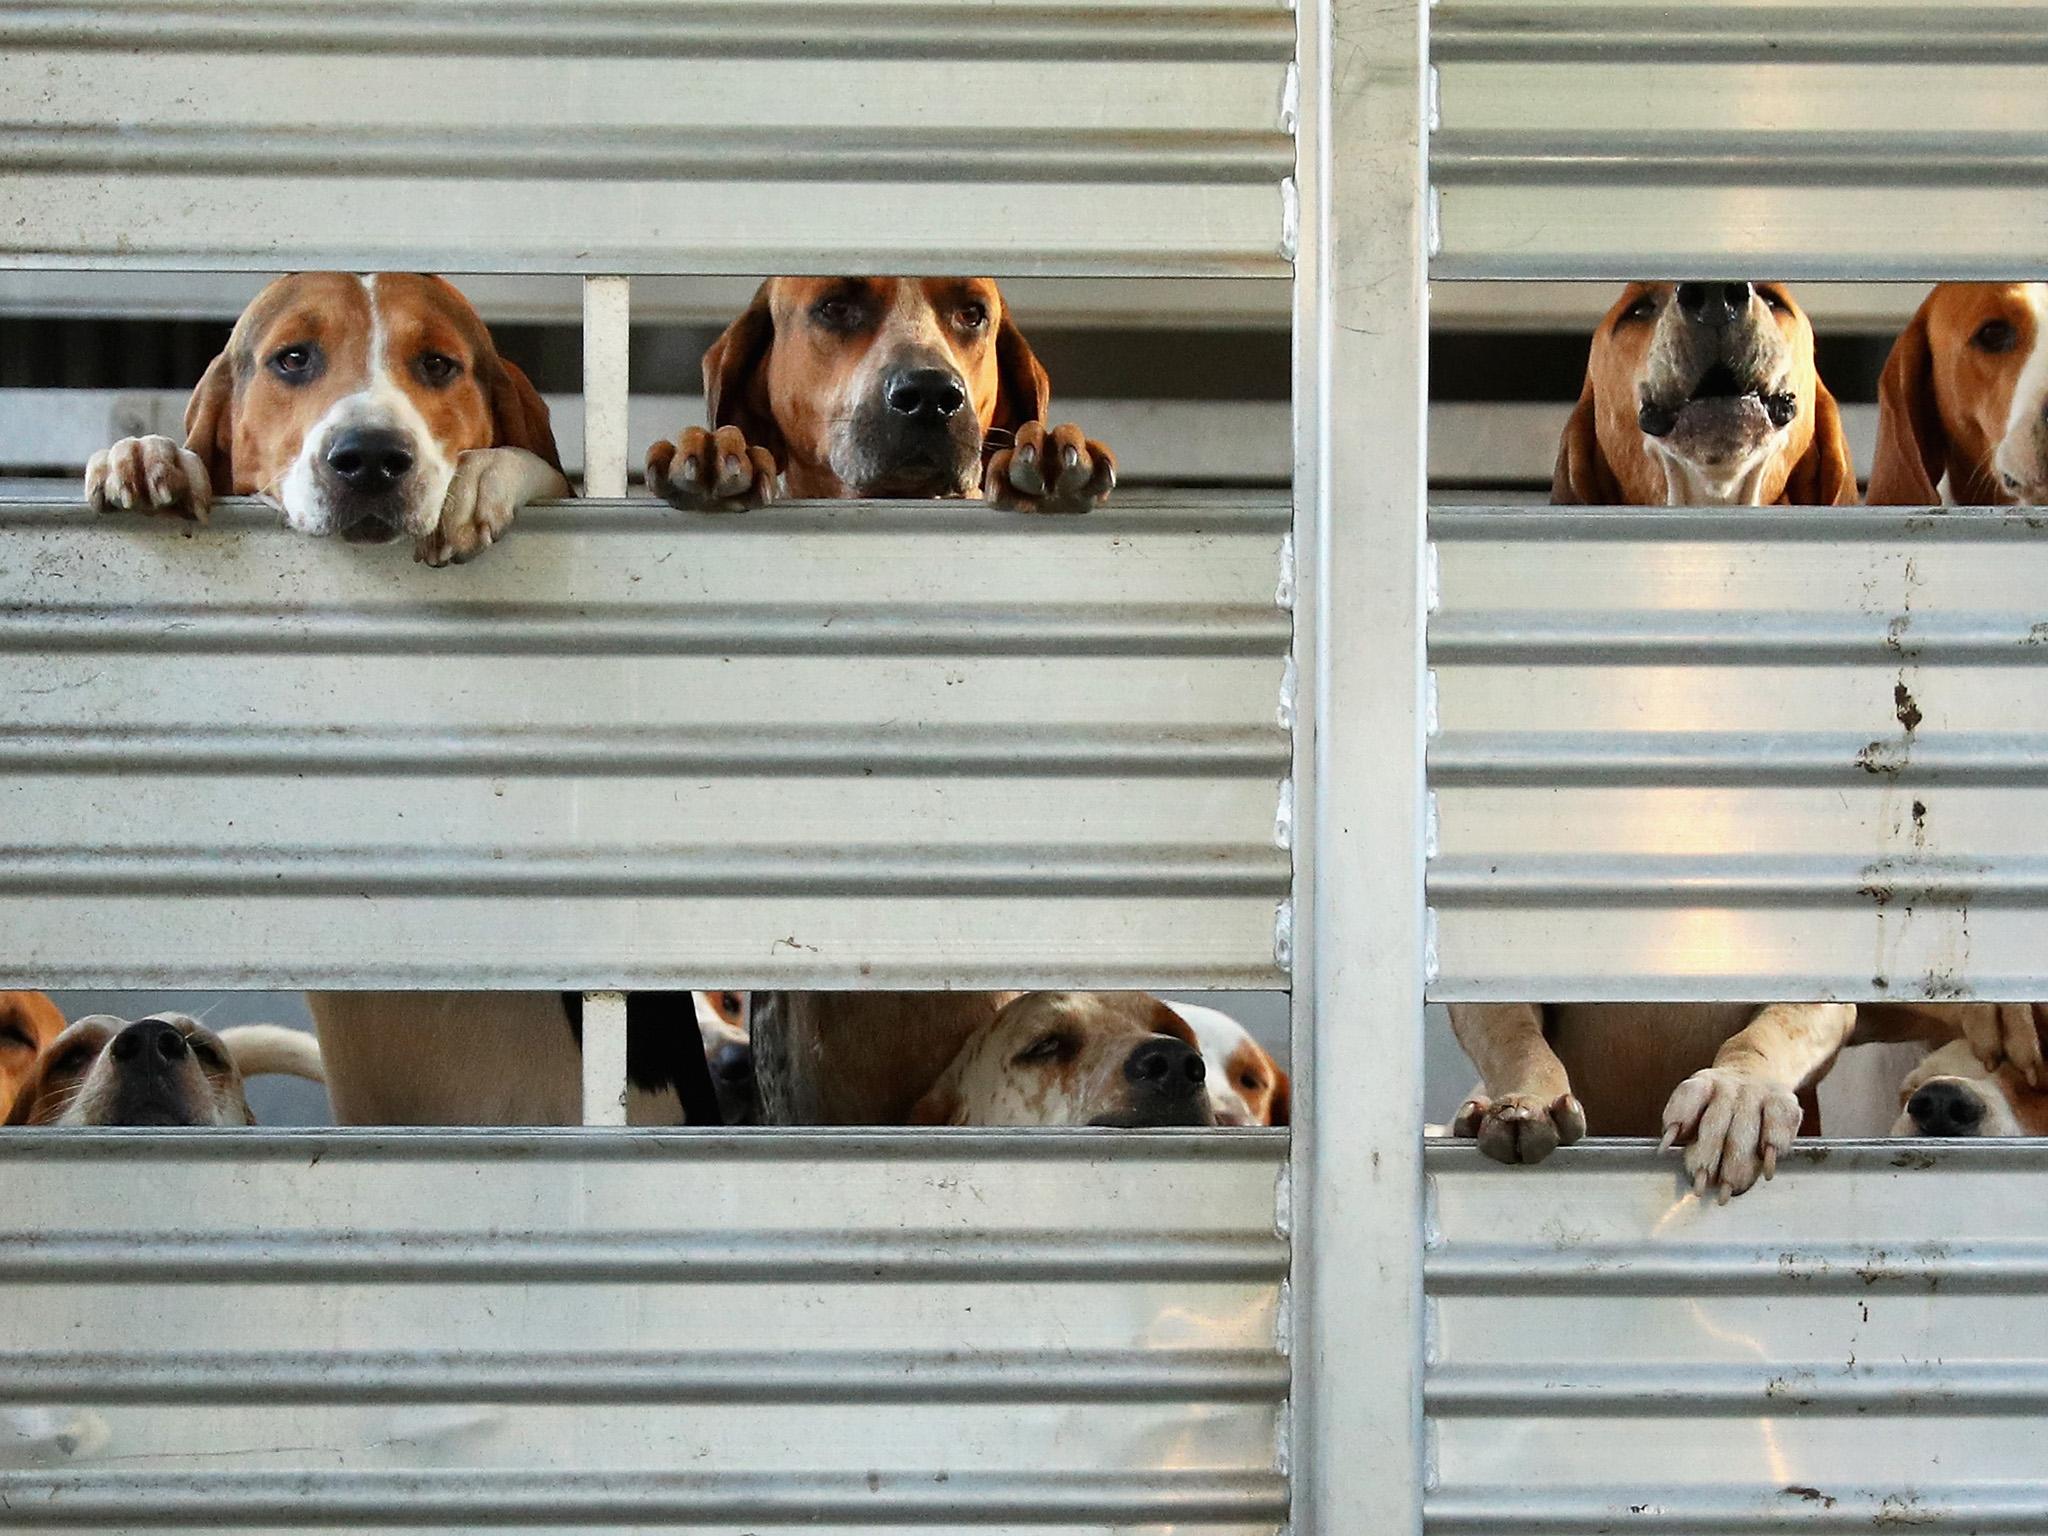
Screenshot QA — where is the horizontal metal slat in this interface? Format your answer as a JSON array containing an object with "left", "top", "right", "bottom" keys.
[
  {"left": 1427, "top": 504, "right": 2048, "bottom": 1000},
  {"left": 0, "top": 493, "right": 1290, "bottom": 989},
  {"left": 0, "top": 1347, "right": 1289, "bottom": 1404},
  {"left": 1427, "top": 1142, "right": 2048, "bottom": 1533},
  {"left": 0, "top": 2, "right": 1295, "bottom": 275},
  {"left": 1431, "top": 2, "right": 2048, "bottom": 278},
  {"left": 0, "top": 1468, "right": 1291, "bottom": 1529},
  {"left": 0, "top": 1132, "right": 1285, "bottom": 1530}
]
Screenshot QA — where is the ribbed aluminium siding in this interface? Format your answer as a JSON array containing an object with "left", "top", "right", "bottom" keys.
[
  {"left": 0, "top": 0, "right": 1296, "bottom": 275},
  {"left": 1431, "top": 1, "right": 2048, "bottom": 279},
  {"left": 1425, "top": 1140, "right": 2048, "bottom": 1533},
  {"left": 0, "top": 1129, "right": 1289, "bottom": 1532},
  {"left": 0, "top": 492, "right": 1291, "bottom": 990},
  {"left": 1427, "top": 505, "right": 2048, "bottom": 1002}
]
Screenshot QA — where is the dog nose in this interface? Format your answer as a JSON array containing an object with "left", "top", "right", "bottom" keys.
[
  {"left": 108, "top": 1017, "right": 188, "bottom": 1066},
  {"left": 883, "top": 368, "right": 967, "bottom": 423},
  {"left": 1125, "top": 1036, "right": 1206, "bottom": 1096},
  {"left": 1675, "top": 282, "right": 1752, "bottom": 330},
  {"left": 1907, "top": 1080, "right": 1987, "bottom": 1137},
  {"left": 325, "top": 428, "right": 415, "bottom": 492},
  {"left": 710, "top": 1040, "right": 753, "bottom": 1086}
]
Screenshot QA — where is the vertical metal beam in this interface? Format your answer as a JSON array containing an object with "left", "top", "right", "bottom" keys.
[
  {"left": 581, "top": 275, "right": 631, "bottom": 499},
  {"left": 580, "top": 990, "right": 630, "bottom": 1127},
  {"left": 1289, "top": 0, "right": 1430, "bottom": 1532}
]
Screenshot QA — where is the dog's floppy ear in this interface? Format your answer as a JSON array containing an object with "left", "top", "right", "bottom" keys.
[
  {"left": 486, "top": 356, "right": 565, "bottom": 474},
  {"left": 1148, "top": 1000, "right": 1200, "bottom": 1051},
  {"left": 1551, "top": 375, "right": 1621, "bottom": 505},
  {"left": 992, "top": 305, "right": 1051, "bottom": 436},
  {"left": 907, "top": 1068, "right": 967, "bottom": 1127},
  {"left": 1267, "top": 1068, "right": 1291, "bottom": 1128},
  {"left": 1780, "top": 376, "right": 1858, "bottom": 506},
  {"left": 182, "top": 351, "right": 237, "bottom": 497},
  {"left": 1865, "top": 300, "right": 1944, "bottom": 505},
  {"left": 702, "top": 281, "right": 786, "bottom": 460}
]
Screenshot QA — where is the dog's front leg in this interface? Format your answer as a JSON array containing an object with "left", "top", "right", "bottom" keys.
[
  {"left": 1661, "top": 1003, "right": 1855, "bottom": 1203},
  {"left": 1448, "top": 1003, "right": 1586, "bottom": 1164},
  {"left": 415, "top": 447, "right": 572, "bottom": 567}
]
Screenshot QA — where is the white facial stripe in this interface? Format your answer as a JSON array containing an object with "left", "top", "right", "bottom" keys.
[
  {"left": 1993, "top": 284, "right": 2048, "bottom": 499},
  {"left": 2001, "top": 286, "right": 2048, "bottom": 442}
]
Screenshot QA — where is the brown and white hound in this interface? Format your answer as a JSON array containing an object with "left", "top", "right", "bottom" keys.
[
  {"left": 1451, "top": 281, "right": 2035, "bottom": 1199},
  {"left": 645, "top": 277, "right": 1114, "bottom": 515},
  {"left": 4, "top": 1014, "right": 322, "bottom": 1127},
  {"left": 910, "top": 992, "right": 1214, "bottom": 1128},
  {"left": 86, "top": 272, "right": 568, "bottom": 566},
  {"left": 1552, "top": 281, "right": 1855, "bottom": 507},
  {"left": 1867, "top": 282, "right": 2048, "bottom": 506}
]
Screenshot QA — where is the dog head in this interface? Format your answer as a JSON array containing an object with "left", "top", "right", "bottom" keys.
[
  {"left": 702, "top": 277, "right": 1050, "bottom": 499},
  {"left": 908, "top": 991, "right": 1215, "bottom": 1128},
  {"left": 1556, "top": 281, "right": 1853, "bottom": 507},
  {"left": 4, "top": 1013, "right": 255, "bottom": 1127},
  {"left": 694, "top": 990, "right": 755, "bottom": 1126},
  {"left": 1890, "top": 1038, "right": 2048, "bottom": 1139},
  {"left": 1868, "top": 283, "right": 2048, "bottom": 506},
  {"left": 185, "top": 272, "right": 561, "bottom": 544},
  {"left": 0, "top": 992, "right": 67, "bottom": 1121},
  {"left": 1166, "top": 1002, "right": 1289, "bottom": 1126}
]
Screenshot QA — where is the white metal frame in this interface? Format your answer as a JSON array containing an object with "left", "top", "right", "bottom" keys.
[{"left": 1290, "top": 0, "right": 1430, "bottom": 1530}]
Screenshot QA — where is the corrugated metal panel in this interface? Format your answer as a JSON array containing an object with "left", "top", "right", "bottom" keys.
[
  {"left": 0, "top": 1129, "right": 1288, "bottom": 1532},
  {"left": 1427, "top": 505, "right": 2048, "bottom": 1000},
  {"left": 1425, "top": 1140, "right": 2048, "bottom": 1533},
  {"left": 0, "top": 0, "right": 1295, "bottom": 277},
  {"left": 1431, "top": 2, "right": 2048, "bottom": 279},
  {"left": 0, "top": 491, "right": 1291, "bottom": 991}
]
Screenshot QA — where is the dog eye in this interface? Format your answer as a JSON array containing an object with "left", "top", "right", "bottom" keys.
[
  {"left": 717, "top": 992, "right": 743, "bottom": 1014},
  {"left": 266, "top": 344, "right": 320, "bottom": 383},
  {"left": 0, "top": 1024, "right": 31, "bottom": 1053},
  {"left": 1973, "top": 319, "right": 2019, "bottom": 354},
  {"left": 1760, "top": 288, "right": 1792, "bottom": 314},
  {"left": 1238, "top": 1071, "right": 1262, "bottom": 1091},
  {"left": 1014, "top": 1033, "right": 1070, "bottom": 1065},
  {"left": 810, "top": 297, "right": 863, "bottom": 331},
  {"left": 1621, "top": 295, "right": 1659, "bottom": 323},
  {"left": 415, "top": 352, "right": 463, "bottom": 387},
  {"left": 955, "top": 302, "right": 989, "bottom": 331}
]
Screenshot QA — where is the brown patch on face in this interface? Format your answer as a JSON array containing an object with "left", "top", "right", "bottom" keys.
[
  {"left": 1558, "top": 281, "right": 1848, "bottom": 507},
  {"left": 4, "top": 1014, "right": 253, "bottom": 1128},
  {"left": 0, "top": 991, "right": 67, "bottom": 1120},
  {"left": 1869, "top": 283, "right": 2045, "bottom": 506},
  {"left": 703, "top": 277, "right": 1048, "bottom": 499}
]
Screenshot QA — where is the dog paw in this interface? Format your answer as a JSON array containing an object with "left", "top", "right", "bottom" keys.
[
  {"left": 416, "top": 447, "right": 565, "bottom": 568},
  {"left": 84, "top": 435, "right": 212, "bottom": 522},
  {"left": 646, "top": 426, "right": 778, "bottom": 513},
  {"left": 1958, "top": 1003, "right": 2047, "bottom": 1089},
  {"left": 1452, "top": 1091, "right": 1586, "bottom": 1165},
  {"left": 1661, "top": 1067, "right": 1804, "bottom": 1203},
  {"left": 985, "top": 421, "right": 1115, "bottom": 514}
]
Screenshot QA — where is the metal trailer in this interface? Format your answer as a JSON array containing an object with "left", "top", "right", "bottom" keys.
[{"left": 0, "top": 2, "right": 2044, "bottom": 1532}]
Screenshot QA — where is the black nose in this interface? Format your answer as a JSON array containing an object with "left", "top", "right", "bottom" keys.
[
  {"left": 710, "top": 1041, "right": 753, "bottom": 1086},
  {"left": 1908, "top": 1080, "right": 1987, "bottom": 1137},
  {"left": 108, "top": 1017, "right": 188, "bottom": 1066},
  {"left": 883, "top": 368, "right": 967, "bottom": 423},
  {"left": 1125, "top": 1036, "right": 1206, "bottom": 1097},
  {"left": 325, "top": 428, "right": 415, "bottom": 492},
  {"left": 1675, "top": 282, "right": 1752, "bottom": 330}
]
